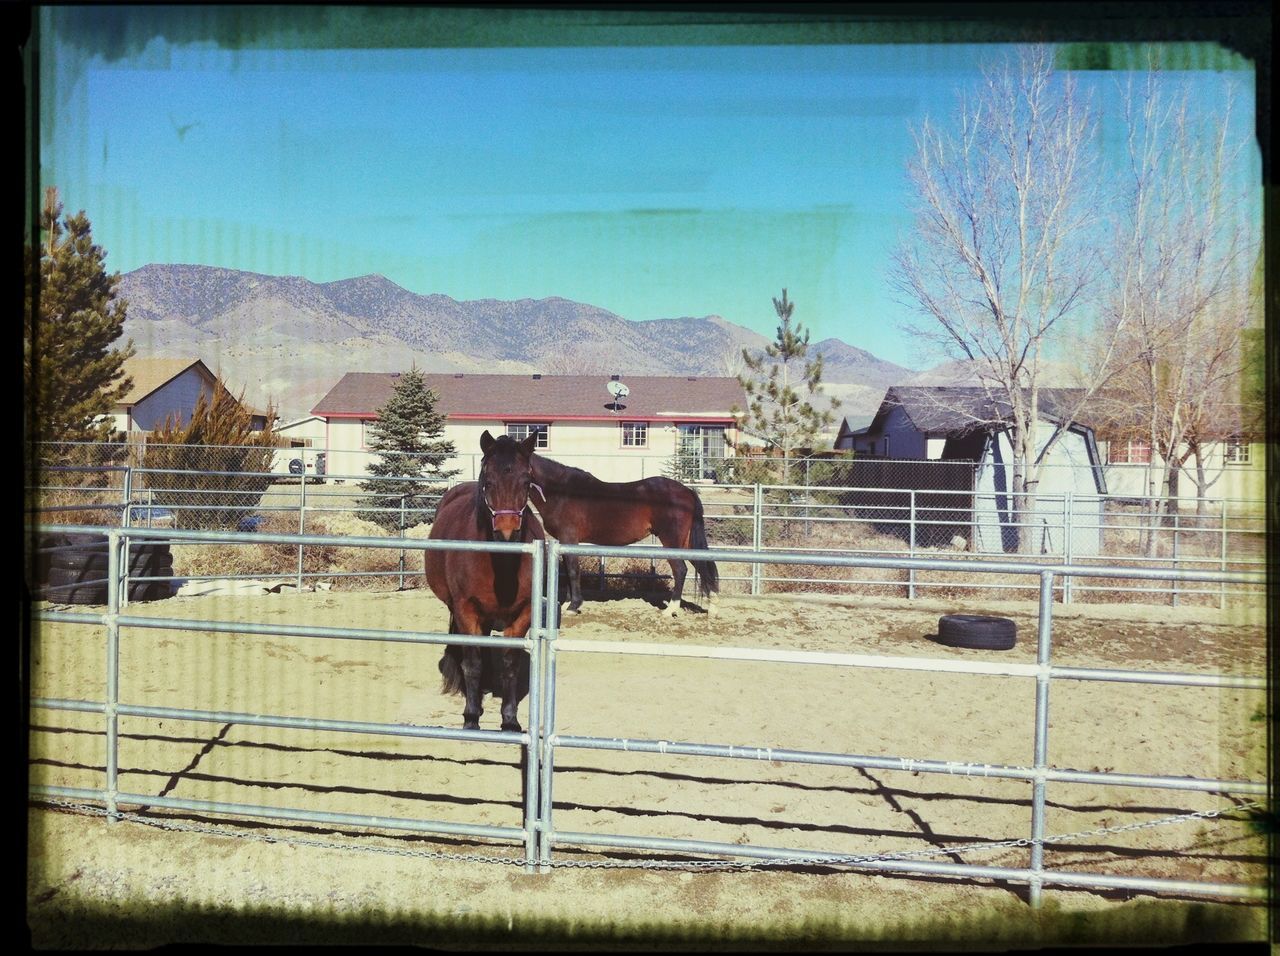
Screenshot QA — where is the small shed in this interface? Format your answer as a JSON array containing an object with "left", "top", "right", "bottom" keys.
[{"left": 855, "top": 387, "right": 1107, "bottom": 556}]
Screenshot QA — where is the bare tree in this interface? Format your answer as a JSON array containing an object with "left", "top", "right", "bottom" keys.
[
  {"left": 891, "top": 46, "right": 1122, "bottom": 553},
  {"left": 1099, "top": 69, "right": 1259, "bottom": 544}
]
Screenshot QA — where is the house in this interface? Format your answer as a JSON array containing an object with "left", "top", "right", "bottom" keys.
[
  {"left": 276, "top": 414, "right": 328, "bottom": 448},
  {"left": 1090, "top": 404, "right": 1266, "bottom": 507},
  {"left": 849, "top": 386, "right": 1108, "bottom": 555},
  {"left": 310, "top": 373, "right": 747, "bottom": 483},
  {"left": 108, "top": 357, "right": 272, "bottom": 434}
]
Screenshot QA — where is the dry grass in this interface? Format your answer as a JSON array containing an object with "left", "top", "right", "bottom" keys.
[{"left": 170, "top": 511, "right": 434, "bottom": 591}]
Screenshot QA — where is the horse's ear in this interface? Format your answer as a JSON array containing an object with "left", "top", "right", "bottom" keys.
[
  {"left": 480, "top": 430, "right": 496, "bottom": 455},
  {"left": 518, "top": 433, "right": 538, "bottom": 459}
]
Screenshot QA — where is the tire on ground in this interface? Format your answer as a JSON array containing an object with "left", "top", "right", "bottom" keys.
[
  {"left": 47, "top": 540, "right": 172, "bottom": 573},
  {"left": 933, "top": 614, "right": 1017, "bottom": 651},
  {"left": 42, "top": 565, "right": 108, "bottom": 604},
  {"left": 42, "top": 564, "right": 173, "bottom": 603},
  {"left": 50, "top": 548, "right": 173, "bottom": 575}
]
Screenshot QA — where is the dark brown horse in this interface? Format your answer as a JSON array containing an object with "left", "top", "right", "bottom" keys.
[
  {"left": 426, "top": 431, "right": 542, "bottom": 731},
  {"left": 529, "top": 454, "right": 718, "bottom": 616}
]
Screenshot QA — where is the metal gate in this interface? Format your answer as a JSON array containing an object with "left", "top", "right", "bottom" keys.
[{"left": 27, "top": 525, "right": 1268, "bottom": 906}]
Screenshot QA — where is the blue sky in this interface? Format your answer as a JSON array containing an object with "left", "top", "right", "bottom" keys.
[{"left": 38, "top": 12, "right": 1260, "bottom": 371}]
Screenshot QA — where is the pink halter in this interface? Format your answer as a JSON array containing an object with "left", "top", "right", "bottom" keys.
[{"left": 484, "top": 481, "right": 544, "bottom": 533}]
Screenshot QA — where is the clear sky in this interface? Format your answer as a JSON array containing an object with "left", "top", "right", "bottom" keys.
[{"left": 37, "top": 10, "right": 1260, "bottom": 371}]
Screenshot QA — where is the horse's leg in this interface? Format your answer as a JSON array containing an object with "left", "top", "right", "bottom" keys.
[
  {"left": 499, "top": 606, "right": 533, "bottom": 732},
  {"left": 453, "top": 605, "right": 486, "bottom": 730},
  {"left": 659, "top": 520, "right": 689, "bottom": 616},
  {"left": 564, "top": 549, "right": 584, "bottom": 613},
  {"left": 666, "top": 558, "right": 687, "bottom": 617}
]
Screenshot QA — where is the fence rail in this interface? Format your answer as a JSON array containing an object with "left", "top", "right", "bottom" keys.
[
  {"left": 27, "top": 454, "right": 1265, "bottom": 608},
  {"left": 27, "top": 524, "right": 1268, "bottom": 908}
]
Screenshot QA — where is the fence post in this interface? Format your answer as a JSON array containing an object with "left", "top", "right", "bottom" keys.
[
  {"left": 1219, "top": 498, "right": 1228, "bottom": 611},
  {"left": 147, "top": 489, "right": 155, "bottom": 529},
  {"left": 121, "top": 465, "right": 133, "bottom": 529},
  {"left": 537, "top": 539, "right": 562, "bottom": 871},
  {"left": 523, "top": 539, "right": 545, "bottom": 871},
  {"left": 1062, "top": 492, "right": 1074, "bottom": 605},
  {"left": 398, "top": 495, "right": 407, "bottom": 590},
  {"left": 105, "top": 529, "right": 122, "bottom": 823},
  {"left": 297, "top": 472, "right": 307, "bottom": 591},
  {"left": 1029, "top": 568, "right": 1055, "bottom": 908},
  {"left": 751, "top": 483, "right": 763, "bottom": 596},
  {"left": 804, "top": 459, "right": 812, "bottom": 538},
  {"left": 907, "top": 490, "right": 916, "bottom": 601},
  {"left": 1171, "top": 511, "right": 1180, "bottom": 608}
]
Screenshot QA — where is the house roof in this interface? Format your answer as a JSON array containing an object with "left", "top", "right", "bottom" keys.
[
  {"left": 115, "top": 357, "right": 272, "bottom": 418},
  {"left": 116, "top": 358, "right": 215, "bottom": 406},
  {"left": 312, "top": 373, "right": 747, "bottom": 421},
  {"left": 863, "top": 386, "right": 1096, "bottom": 437}
]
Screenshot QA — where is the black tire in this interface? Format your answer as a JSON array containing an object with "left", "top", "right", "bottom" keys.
[
  {"left": 46, "top": 558, "right": 173, "bottom": 583},
  {"left": 42, "top": 566, "right": 172, "bottom": 604},
  {"left": 41, "top": 565, "right": 108, "bottom": 604},
  {"left": 933, "top": 614, "right": 1017, "bottom": 651},
  {"left": 49, "top": 548, "right": 173, "bottom": 574},
  {"left": 127, "top": 580, "right": 172, "bottom": 602}
]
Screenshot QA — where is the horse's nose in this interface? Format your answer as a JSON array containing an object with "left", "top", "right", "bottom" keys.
[{"left": 493, "top": 516, "right": 521, "bottom": 541}]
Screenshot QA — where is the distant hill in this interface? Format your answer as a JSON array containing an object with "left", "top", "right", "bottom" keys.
[{"left": 116, "top": 264, "right": 914, "bottom": 423}]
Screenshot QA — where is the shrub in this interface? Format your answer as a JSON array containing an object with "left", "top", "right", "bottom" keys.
[{"left": 142, "top": 384, "right": 279, "bottom": 530}]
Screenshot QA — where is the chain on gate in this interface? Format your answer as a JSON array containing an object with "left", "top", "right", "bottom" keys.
[{"left": 32, "top": 796, "right": 1264, "bottom": 874}]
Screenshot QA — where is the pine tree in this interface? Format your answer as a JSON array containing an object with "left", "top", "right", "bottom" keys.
[
  {"left": 24, "top": 187, "right": 135, "bottom": 446},
  {"left": 357, "top": 369, "right": 459, "bottom": 531},
  {"left": 734, "top": 289, "right": 838, "bottom": 484}
]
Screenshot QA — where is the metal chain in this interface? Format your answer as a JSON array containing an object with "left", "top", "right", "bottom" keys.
[{"left": 32, "top": 796, "right": 1263, "bottom": 873}]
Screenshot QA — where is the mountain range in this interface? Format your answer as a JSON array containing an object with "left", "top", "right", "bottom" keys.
[{"left": 116, "top": 264, "right": 917, "bottom": 425}]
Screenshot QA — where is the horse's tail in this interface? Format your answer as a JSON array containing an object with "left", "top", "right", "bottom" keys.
[
  {"left": 689, "top": 494, "right": 719, "bottom": 598},
  {"left": 438, "top": 645, "right": 465, "bottom": 696}
]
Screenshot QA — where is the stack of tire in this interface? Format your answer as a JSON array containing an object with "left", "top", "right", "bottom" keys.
[{"left": 35, "top": 532, "right": 174, "bottom": 604}]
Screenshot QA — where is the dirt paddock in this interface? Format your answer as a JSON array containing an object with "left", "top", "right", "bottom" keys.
[{"left": 26, "top": 587, "right": 1271, "bottom": 948}]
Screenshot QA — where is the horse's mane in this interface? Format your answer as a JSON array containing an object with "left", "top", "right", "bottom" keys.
[{"left": 532, "top": 453, "right": 602, "bottom": 490}]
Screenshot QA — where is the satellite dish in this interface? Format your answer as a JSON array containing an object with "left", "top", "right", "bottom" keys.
[{"left": 607, "top": 380, "right": 630, "bottom": 399}]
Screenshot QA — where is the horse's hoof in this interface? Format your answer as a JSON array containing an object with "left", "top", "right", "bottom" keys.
[
  {"left": 568, "top": 601, "right": 583, "bottom": 614},
  {"left": 501, "top": 721, "right": 522, "bottom": 733},
  {"left": 664, "top": 601, "right": 681, "bottom": 618},
  {"left": 463, "top": 718, "right": 480, "bottom": 731}
]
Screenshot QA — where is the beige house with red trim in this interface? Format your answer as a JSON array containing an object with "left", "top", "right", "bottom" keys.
[{"left": 310, "top": 373, "right": 746, "bottom": 483}]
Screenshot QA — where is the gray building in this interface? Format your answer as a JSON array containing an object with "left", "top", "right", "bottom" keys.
[{"left": 841, "top": 387, "right": 1107, "bottom": 556}]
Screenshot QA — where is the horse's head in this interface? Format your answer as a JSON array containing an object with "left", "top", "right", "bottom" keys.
[{"left": 478, "top": 430, "right": 542, "bottom": 541}]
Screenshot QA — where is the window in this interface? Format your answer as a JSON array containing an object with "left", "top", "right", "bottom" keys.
[
  {"left": 361, "top": 418, "right": 377, "bottom": 449},
  {"left": 506, "top": 422, "right": 549, "bottom": 448},
  {"left": 1107, "top": 439, "right": 1152, "bottom": 464},
  {"left": 621, "top": 422, "right": 648, "bottom": 448},
  {"left": 1225, "top": 437, "right": 1251, "bottom": 465},
  {"left": 676, "top": 424, "right": 726, "bottom": 479}
]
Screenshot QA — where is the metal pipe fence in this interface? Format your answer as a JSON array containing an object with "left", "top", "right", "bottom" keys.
[
  {"left": 538, "top": 540, "right": 1267, "bottom": 905},
  {"left": 30, "top": 525, "right": 548, "bottom": 870},
  {"left": 27, "top": 458, "right": 1266, "bottom": 608},
  {"left": 27, "top": 524, "right": 1268, "bottom": 906}
]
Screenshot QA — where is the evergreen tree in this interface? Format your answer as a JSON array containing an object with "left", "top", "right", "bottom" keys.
[
  {"left": 24, "top": 187, "right": 135, "bottom": 446},
  {"left": 357, "top": 369, "right": 459, "bottom": 530},
  {"left": 734, "top": 289, "right": 838, "bottom": 484}
]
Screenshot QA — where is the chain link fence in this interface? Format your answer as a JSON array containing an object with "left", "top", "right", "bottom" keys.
[{"left": 27, "top": 442, "right": 1266, "bottom": 606}]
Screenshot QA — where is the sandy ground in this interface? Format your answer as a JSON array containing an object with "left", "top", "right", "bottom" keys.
[{"left": 25, "top": 588, "right": 1271, "bottom": 949}]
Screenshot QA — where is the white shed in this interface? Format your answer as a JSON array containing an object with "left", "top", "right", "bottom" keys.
[{"left": 856, "top": 387, "right": 1107, "bottom": 556}]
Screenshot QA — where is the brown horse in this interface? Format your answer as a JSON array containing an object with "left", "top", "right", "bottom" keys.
[
  {"left": 425, "top": 431, "right": 542, "bottom": 731},
  {"left": 529, "top": 454, "right": 718, "bottom": 616}
]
